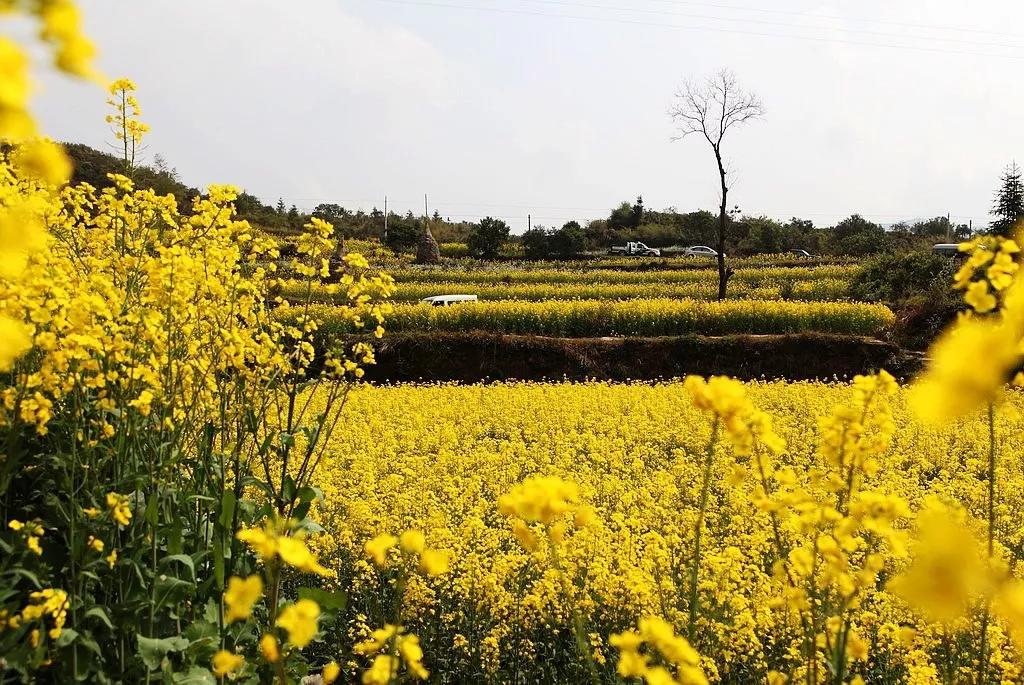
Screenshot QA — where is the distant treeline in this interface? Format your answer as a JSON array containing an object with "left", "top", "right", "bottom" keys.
[{"left": 64, "top": 144, "right": 973, "bottom": 257}]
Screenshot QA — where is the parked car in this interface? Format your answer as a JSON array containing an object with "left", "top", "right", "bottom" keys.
[
  {"left": 421, "top": 295, "right": 478, "bottom": 307},
  {"left": 789, "top": 249, "right": 814, "bottom": 258},
  {"left": 682, "top": 245, "right": 721, "bottom": 258},
  {"left": 932, "top": 243, "right": 962, "bottom": 257},
  {"left": 609, "top": 241, "right": 661, "bottom": 257}
]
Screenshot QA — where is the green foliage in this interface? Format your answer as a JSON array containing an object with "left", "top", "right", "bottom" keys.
[
  {"left": 467, "top": 216, "right": 511, "bottom": 259},
  {"left": 828, "top": 214, "right": 888, "bottom": 256},
  {"left": 608, "top": 198, "right": 643, "bottom": 231},
  {"left": 549, "top": 221, "right": 586, "bottom": 257},
  {"left": 736, "top": 215, "right": 785, "bottom": 254},
  {"left": 520, "top": 227, "right": 550, "bottom": 260},
  {"left": 990, "top": 162, "right": 1024, "bottom": 236},
  {"left": 64, "top": 142, "right": 200, "bottom": 211},
  {"left": 848, "top": 250, "right": 957, "bottom": 303},
  {"left": 383, "top": 213, "right": 420, "bottom": 253}
]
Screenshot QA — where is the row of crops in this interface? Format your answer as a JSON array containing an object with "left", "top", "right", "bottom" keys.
[
  {"left": 299, "top": 298, "right": 894, "bottom": 337},
  {"left": 384, "top": 264, "right": 858, "bottom": 285},
  {"left": 273, "top": 247, "right": 881, "bottom": 339},
  {"left": 283, "top": 278, "right": 850, "bottom": 303}
]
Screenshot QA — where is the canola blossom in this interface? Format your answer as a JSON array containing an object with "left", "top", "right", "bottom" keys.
[
  {"left": 284, "top": 277, "right": 853, "bottom": 305},
  {"left": 8, "top": 1, "right": 1024, "bottom": 683},
  {"left": 305, "top": 297, "right": 894, "bottom": 338},
  {"left": 302, "top": 378, "right": 1024, "bottom": 683}
]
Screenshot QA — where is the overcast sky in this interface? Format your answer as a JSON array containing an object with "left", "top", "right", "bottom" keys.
[{"left": 30, "top": 0, "right": 1024, "bottom": 231}]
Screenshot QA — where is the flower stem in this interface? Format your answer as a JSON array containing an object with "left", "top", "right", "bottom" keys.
[
  {"left": 976, "top": 402, "right": 997, "bottom": 685},
  {"left": 688, "top": 418, "right": 719, "bottom": 640}
]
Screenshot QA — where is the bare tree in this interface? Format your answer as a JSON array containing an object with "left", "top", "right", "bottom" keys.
[{"left": 670, "top": 69, "right": 763, "bottom": 300}]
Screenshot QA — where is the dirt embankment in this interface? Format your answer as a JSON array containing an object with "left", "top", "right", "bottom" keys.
[{"left": 347, "top": 332, "right": 923, "bottom": 384}]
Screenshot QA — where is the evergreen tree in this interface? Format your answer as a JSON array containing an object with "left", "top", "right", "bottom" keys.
[
  {"left": 467, "top": 216, "right": 511, "bottom": 259},
  {"left": 990, "top": 162, "right": 1024, "bottom": 236},
  {"left": 632, "top": 195, "right": 644, "bottom": 227},
  {"left": 276, "top": 198, "right": 286, "bottom": 214}
]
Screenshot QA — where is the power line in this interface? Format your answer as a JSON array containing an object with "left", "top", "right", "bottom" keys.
[
  {"left": 514, "top": 0, "right": 1024, "bottom": 50},
  {"left": 368, "top": 0, "right": 1024, "bottom": 60},
  {"left": 633, "top": 0, "right": 1024, "bottom": 41}
]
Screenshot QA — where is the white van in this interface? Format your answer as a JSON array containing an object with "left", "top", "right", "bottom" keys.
[{"left": 421, "top": 295, "right": 479, "bottom": 307}]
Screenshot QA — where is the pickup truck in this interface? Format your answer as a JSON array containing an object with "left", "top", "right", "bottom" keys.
[{"left": 608, "top": 241, "right": 661, "bottom": 257}]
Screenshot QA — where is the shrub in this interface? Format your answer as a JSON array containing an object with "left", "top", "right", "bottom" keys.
[
  {"left": 467, "top": 216, "right": 511, "bottom": 259},
  {"left": 520, "top": 228, "right": 551, "bottom": 260},
  {"left": 848, "top": 250, "right": 957, "bottom": 303}
]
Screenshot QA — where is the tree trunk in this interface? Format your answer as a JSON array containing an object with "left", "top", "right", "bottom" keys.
[{"left": 715, "top": 148, "right": 728, "bottom": 301}]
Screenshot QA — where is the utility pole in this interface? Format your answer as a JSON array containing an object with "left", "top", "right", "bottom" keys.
[
  {"left": 383, "top": 195, "right": 388, "bottom": 245},
  {"left": 528, "top": 214, "right": 531, "bottom": 232}
]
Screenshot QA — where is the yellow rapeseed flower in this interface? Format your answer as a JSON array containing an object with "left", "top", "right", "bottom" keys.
[
  {"left": 322, "top": 661, "right": 341, "bottom": 683},
  {"left": 365, "top": 533, "right": 398, "bottom": 567},
  {"left": 418, "top": 549, "right": 451, "bottom": 576},
  {"left": 211, "top": 650, "right": 244, "bottom": 678},
  {"left": 105, "top": 492, "right": 131, "bottom": 527},
  {"left": 259, "top": 633, "right": 280, "bottom": 663},
  {"left": 362, "top": 654, "right": 399, "bottom": 685},
  {"left": 497, "top": 475, "right": 580, "bottom": 525},
  {"left": 399, "top": 529, "right": 426, "bottom": 554},
  {"left": 275, "top": 599, "right": 320, "bottom": 648},
  {"left": 277, "top": 536, "right": 332, "bottom": 577},
  {"left": 223, "top": 575, "right": 263, "bottom": 624}
]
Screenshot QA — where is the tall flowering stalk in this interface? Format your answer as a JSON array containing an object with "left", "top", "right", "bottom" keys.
[
  {"left": 0, "top": 74, "right": 393, "bottom": 682},
  {"left": 683, "top": 375, "right": 785, "bottom": 641},
  {"left": 908, "top": 234, "right": 1023, "bottom": 683},
  {"left": 498, "top": 475, "right": 600, "bottom": 683}
]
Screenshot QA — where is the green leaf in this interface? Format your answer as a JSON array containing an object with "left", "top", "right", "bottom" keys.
[
  {"left": 293, "top": 500, "right": 311, "bottom": 522},
  {"left": 12, "top": 568, "right": 42, "bottom": 588},
  {"left": 296, "top": 486, "right": 322, "bottom": 504},
  {"left": 144, "top": 494, "right": 158, "bottom": 526},
  {"left": 240, "top": 476, "right": 274, "bottom": 499},
  {"left": 282, "top": 475, "right": 296, "bottom": 504},
  {"left": 154, "top": 576, "right": 194, "bottom": 610},
  {"left": 257, "top": 430, "right": 276, "bottom": 457},
  {"left": 168, "top": 518, "right": 184, "bottom": 555},
  {"left": 244, "top": 408, "right": 258, "bottom": 435},
  {"left": 76, "top": 632, "right": 103, "bottom": 657},
  {"left": 73, "top": 637, "right": 100, "bottom": 680},
  {"left": 84, "top": 606, "right": 114, "bottom": 630},
  {"left": 218, "top": 489, "right": 236, "bottom": 529},
  {"left": 171, "top": 666, "right": 216, "bottom": 685},
  {"left": 136, "top": 634, "right": 190, "bottom": 671},
  {"left": 160, "top": 554, "right": 196, "bottom": 581},
  {"left": 55, "top": 627, "right": 79, "bottom": 647},
  {"left": 213, "top": 536, "right": 225, "bottom": 588},
  {"left": 183, "top": 619, "right": 218, "bottom": 643},
  {"left": 203, "top": 599, "right": 219, "bottom": 624},
  {"left": 297, "top": 586, "right": 347, "bottom": 611}
]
